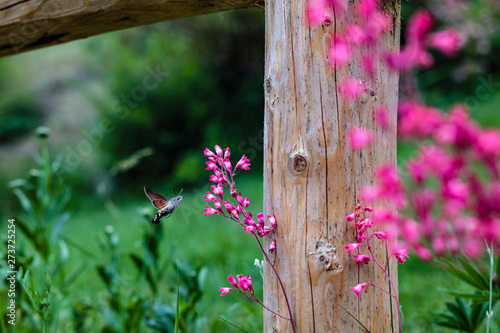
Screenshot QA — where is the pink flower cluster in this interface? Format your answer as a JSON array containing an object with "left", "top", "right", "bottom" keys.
[
  {"left": 204, "top": 146, "right": 294, "bottom": 328},
  {"left": 386, "top": 10, "right": 463, "bottom": 71},
  {"left": 219, "top": 274, "right": 253, "bottom": 297},
  {"left": 306, "top": 0, "right": 464, "bottom": 150},
  {"left": 361, "top": 104, "right": 500, "bottom": 259},
  {"left": 204, "top": 146, "right": 277, "bottom": 249},
  {"left": 345, "top": 204, "right": 409, "bottom": 267},
  {"left": 345, "top": 205, "right": 406, "bottom": 330}
]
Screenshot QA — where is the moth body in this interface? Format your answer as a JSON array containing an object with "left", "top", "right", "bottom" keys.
[{"left": 144, "top": 187, "right": 183, "bottom": 225}]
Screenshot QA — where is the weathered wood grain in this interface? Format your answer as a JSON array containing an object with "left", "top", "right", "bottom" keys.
[
  {"left": 263, "top": 0, "right": 401, "bottom": 331},
  {"left": 0, "top": 0, "right": 264, "bottom": 57}
]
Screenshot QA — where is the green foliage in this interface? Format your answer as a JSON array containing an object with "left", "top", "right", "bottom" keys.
[
  {"left": 1, "top": 130, "right": 215, "bottom": 332},
  {"left": 0, "top": 92, "right": 43, "bottom": 143},
  {"left": 434, "top": 256, "right": 500, "bottom": 332}
]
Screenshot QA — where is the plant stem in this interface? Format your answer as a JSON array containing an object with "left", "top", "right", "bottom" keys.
[
  {"left": 486, "top": 242, "right": 494, "bottom": 333},
  {"left": 367, "top": 245, "right": 403, "bottom": 333},
  {"left": 254, "top": 232, "right": 296, "bottom": 333}
]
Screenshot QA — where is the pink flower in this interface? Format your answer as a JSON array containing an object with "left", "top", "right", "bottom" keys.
[
  {"left": 243, "top": 225, "right": 256, "bottom": 233},
  {"left": 237, "top": 274, "right": 253, "bottom": 292},
  {"left": 203, "top": 205, "right": 219, "bottom": 216},
  {"left": 427, "top": 29, "right": 463, "bottom": 57},
  {"left": 328, "top": 37, "right": 352, "bottom": 67},
  {"left": 306, "top": 0, "right": 330, "bottom": 27},
  {"left": 244, "top": 197, "right": 250, "bottom": 208},
  {"left": 228, "top": 274, "right": 238, "bottom": 287},
  {"left": 224, "top": 147, "right": 230, "bottom": 159},
  {"left": 204, "top": 148, "right": 216, "bottom": 159},
  {"left": 219, "top": 287, "right": 233, "bottom": 296},
  {"left": 346, "top": 212, "right": 360, "bottom": 221},
  {"left": 372, "top": 231, "right": 388, "bottom": 240},
  {"left": 475, "top": 129, "right": 500, "bottom": 159},
  {"left": 222, "top": 200, "right": 234, "bottom": 214},
  {"left": 269, "top": 240, "right": 276, "bottom": 252},
  {"left": 349, "top": 128, "right": 373, "bottom": 150},
  {"left": 230, "top": 186, "right": 237, "bottom": 198},
  {"left": 398, "top": 101, "right": 444, "bottom": 139},
  {"left": 257, "top": 226, "right": 272, "bottom": 237},
  {"left": 361, "top": 55, "right": 375, "bottom": 75},
  {"left": 268, "top": 215, "right": 276, "bottom": 228},
  {"left": 355, "top": 218, "right": 373, "bottom": 230},
  {"left": 345, "top": 24, "right": 367, "bottom": 44},
  {"left": 351, "top": 282, "right": 369, "bottom": 296},
  {"left": 204, "top": 191, "right": 216, "bottom": 202},
  {"left": 374, "top": 106, "right": 390, "bottom": 130},
  {"left": 354, "top": 254, "right": 371, "bottom": 264},
  {"left": 205, "top": 160, "right": 218, "bottom": 170},
  {"left": 257, "top": 213, "right": 265, "bottom": 227},
  {"left": 215, "top": 145, "right": 223, "bottom": 157},
  {"left": 211, "top": 184, "right": 224, "bottom": 198},
  {"left": 235, "top": 155, "right": 251, "bottom": 170},
  {"left": 341, "top": 78, "right": 364, "bottom": 99},
  {"left": 213, "top": 198, "right": 223, "bottom": 213},
  {"left": 244, "top": 214, "right": 256, "bottom": 226},
  {"left": 345, "top": 243, "right": 361, "bottom": 253},
  {"left": 392, "top": 247, "right": 409, "bottom": 264}
]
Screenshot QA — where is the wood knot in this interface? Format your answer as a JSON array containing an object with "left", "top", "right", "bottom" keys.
[
  {"left": 292, "top": 154, "right": 307, "bottom": 173},
  {"left": 264, "top": 76, "right": 271, "bottom": 95}
]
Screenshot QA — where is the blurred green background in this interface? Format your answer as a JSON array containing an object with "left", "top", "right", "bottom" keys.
[{"left": 0, "top": 1, "right": 499, "bottom": 332}]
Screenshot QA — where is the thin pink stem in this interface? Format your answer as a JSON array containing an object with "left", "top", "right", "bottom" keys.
[
  {"left": 367, "top": 243, "right": 403, "bottom": 333},
  {"left": 253, "top": 232, "right": 296, "bottom": 333}
]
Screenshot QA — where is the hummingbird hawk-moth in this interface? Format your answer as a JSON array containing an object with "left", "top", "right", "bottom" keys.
[{"left": 144, "top": 187, "right": 183, "bottom": 225}]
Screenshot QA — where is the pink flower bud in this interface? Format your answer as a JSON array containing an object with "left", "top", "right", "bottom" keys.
[
  {"left": 349, "top": 127, "right": 373, "bottom": 150},
  {"left": 372, "top": 231, "right": 388, "bottom": 240},
  {"left": 223, "top": 158, "right": 232, "bottom": 172},
  {"left": 215, "top": 145, "right": 223, "bottom": 157},
  {"left": 244, "top": 225, "right": 256, "bottom": 233},
  {"left": 392, "top": 247, "right": 409, "bottom": 264},
  {"left": 203, "top": 205, "right": 219, "bottom": 216},
  {"left": 224, "top": 147, "right": 231, "bottom": 159},
  {"left": 204, "top": 192, "right": 216, "bottom": 202},
  {"left": 351, "top": 282, "right": 369, "bottom": 296},
  {"left": 354, "top": 254, "right": 371, "bottom": 265},
  {"left": 244, "top": 197, "right": 250, "bottom": 208},
  {"left": 213, "top": 199, "right": 223, "bottom": 213},
  {"left": 345, "top": 243, "right": 361, "bottom": 254},
  {"left": 235, "top": 155, "right": 251, "bottom": 170},
  {"left": 204, "top": 148, "right": 216, "bottom": 159},
  {"left": 269, "top": 240, "right": 276, "bottom": 252},
  {"left": 227, "top": 274, "right": 238, "bottom": 287},
  {"left": 257, "top": 213, "right": 265, "bottom": 227},
  {"left": 268, "top": 215, "right": 276, "bottom": 228},
  {"left": 346, "top": 212, "right": 360, "bottom": 221},
  {"left": 219, "top": 287, "right": 233, "bottom": 296},
  {"left": 230, "top": 186, "right": 237, "bottom": 198},
  {"left": 237, "top": 274, "right": 253, "bottom": 292}
]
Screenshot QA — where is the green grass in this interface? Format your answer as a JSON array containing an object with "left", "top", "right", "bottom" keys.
[{"left": 60, "top": 174, "right": 265, "bottom": 331}]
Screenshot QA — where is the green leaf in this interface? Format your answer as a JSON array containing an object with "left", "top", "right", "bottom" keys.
[
  {"left": 12, "top": 188, "right": 36, "bottom": 221},
  {"left": 175, "top": 273, "right": 180, "bottom": 333},
  {"left": 458, "top": 257, "right": 490, "bottom": 290},
  {"left": 129, "top": 253, "right": 157, "bottom": 294},
  {"left": 446, "top": 261, "right": 487, "bottom": 291}
]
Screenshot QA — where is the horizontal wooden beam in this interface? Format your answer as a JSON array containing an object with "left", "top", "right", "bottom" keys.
[{"left": 0, "top": 0, "right": 263, "bottom": 57}]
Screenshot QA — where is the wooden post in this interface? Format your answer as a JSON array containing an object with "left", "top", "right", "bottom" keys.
[{"left": 263, "top": 0, "right": 401, "bottom": 331}]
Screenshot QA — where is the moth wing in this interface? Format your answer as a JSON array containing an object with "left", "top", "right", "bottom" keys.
[
  {"left": 152, "top": 200, "right": 169, "bottom": 210},
  {"left": 144, "top": 187, "right": 170, "bottom": 209}
]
